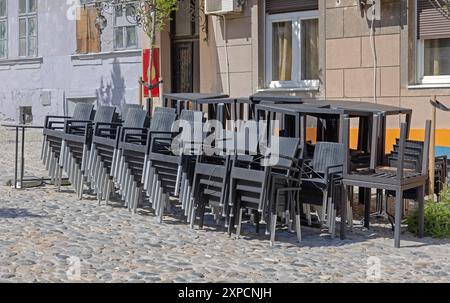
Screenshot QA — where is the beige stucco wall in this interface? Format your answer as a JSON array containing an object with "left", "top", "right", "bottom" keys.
[
  {"left": 199, "top": 0, "right": 259, "bottom": 97},
  {"left": 324, "top": 0, "right": 450, "bottom": 130},
  {"left": 149, "top": 0, "right": 450, "bottom": 132}
]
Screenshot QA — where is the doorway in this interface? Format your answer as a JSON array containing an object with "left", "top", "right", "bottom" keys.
[{"left": 171, "top": 0, "right": 200, "bottom": 93}]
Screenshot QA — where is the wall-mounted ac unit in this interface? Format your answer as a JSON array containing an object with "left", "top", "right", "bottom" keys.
[{"left": 205, "top": 0, "right": 243, "bottom": 15}]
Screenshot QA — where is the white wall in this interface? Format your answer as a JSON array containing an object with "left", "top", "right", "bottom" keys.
[{"left": 0, "top": 1, "right": 143, "bottom": 125}]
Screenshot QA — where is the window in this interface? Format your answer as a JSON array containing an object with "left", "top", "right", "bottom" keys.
[
  {"left": 0, "top": 0, "right": 6, "bottom": 59},
  {"left": 416, "top": 0, "right": 450, "bottom": 84},
  {"left": 18, "top": 0, "right": 37, "bottom": 57},
  {"left": 114, "top": 4, "right": 137, "bottom": 50},
  {"left": 265, "top": 11, "right": 319, "bottom": 89},
  {"left": 418, "top": 38, "right": 450, "bottom": 84},
  {"left": 76, "top": 4, "right": 100, "bottom": 54}
]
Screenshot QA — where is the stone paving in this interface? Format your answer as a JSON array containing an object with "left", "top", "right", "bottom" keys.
[{"left": 0, "top": 127, "right": 449, "bottom": 283}]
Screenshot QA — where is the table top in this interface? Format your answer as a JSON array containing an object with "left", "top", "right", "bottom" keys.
[
  {"left": 163, "top": 93, "right": 229, "bottom": 101},
  {"left": 255, "top": 100, "right": 412, "bottom": 117},
  {"left": 250, "top": 95, "right": 303, "bottom": 104},
  {"left": 255, "top": 103, "right": 343, "bottom": 116},
  {"left": 1, "top": 123, "right": 44, "bottom": 129}
]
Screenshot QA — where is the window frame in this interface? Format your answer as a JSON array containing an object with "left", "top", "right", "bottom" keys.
[
  {"left": 18, "top": 0, "right": 38, "bottom": 58},
  {"left": 0, "top": 0, "right": 7, "bottom": 59},
  {"left": 417, "top": 38, "right": 450, "bottom": 85},
  {"left": 113, "top": 4, "right": 138, "bottom": 50},
  {"left": 265, "top": 10, "right": 319, "bottom": 89}
]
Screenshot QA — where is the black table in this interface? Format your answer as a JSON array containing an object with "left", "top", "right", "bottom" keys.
[
  {"left": 1, "top": 123, "right": 45, "bottom": 189},
  {"left": 254, "top": 100, "right": 414, "bottom": 230},
  {"left": 162, "top": 93, "right": 229, "bottom": 115}
]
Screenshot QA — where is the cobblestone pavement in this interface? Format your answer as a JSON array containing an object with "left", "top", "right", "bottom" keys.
[{"left": 0, "top": 127, "right": 449, "bottom": 283}]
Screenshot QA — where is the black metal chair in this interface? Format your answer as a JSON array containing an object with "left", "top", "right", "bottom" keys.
[
  {"left": 59, "top": 106, "right": 117, "bottom": 198},
  {"left": 299, "top": 142, "right": 345, "bottom": 236},
  {"left": 144, "top": 110, "right": 205, "bottom": 222},
  {"left": 189, "top": 130, "right": 234, "bottom": 228},
  {"left": 88, "top": 108, "right": 149, "bottom": 205},
  {"left": 114, "top": 107, "right": 177, "bottom": 213},
  {"left": 41, "top": 103, "right": 95, "bottom": 187},
  {"left": 435, "top": 156, "right": 448, "bottom": 199},
  {"left": 120, "top": 104, "right": 144, "bottom": 121},
  {"left": 228, "top": 133, "right": 303, "bottom": 245},
  {"left": 342, "top": 119, "right": 431, "bottom": 248}
]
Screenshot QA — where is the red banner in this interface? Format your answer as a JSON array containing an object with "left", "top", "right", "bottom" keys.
[{"left": 143, "top": 48, "right": 160, "bottom": 98}]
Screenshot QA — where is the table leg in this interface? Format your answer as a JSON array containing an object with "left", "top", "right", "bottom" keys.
[
  {"left": 364, "top": 188, "right": 371, "bottom": 228},
  {"left": 394, "top": 189, "right": 403, "bottom": 248},
  {"left": 418, "top": 185, "right": 425, "bottom": 238},
  {"left": 359, "top": 187, "right": 365, "bottom": 204},
  {"left": 20, "top": 128, "right": 25, "bottom": 190},
  {"left": 14, "top": 127, "right": 19, "bottom": 189},
  {"left": 340, "top": 185, "right": 348, "bottom": 240}
]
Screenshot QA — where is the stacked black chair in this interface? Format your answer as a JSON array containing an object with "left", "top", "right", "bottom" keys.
[
  {"left": 299, "top": 142, "right": 345, "bottom": 236},
  {"left": 144, "top": 110, "right": 204, "bottom": 222},
  {"left": 386, "top": 139, "right": 448, "bottom": 208},
  {"left": 435, "top": 156, "right": 448, "bottom": 200},
  {"left": 59, "top": 106, "right": 117, "bottom": 199},
  {"left": 41, "top": 103, "right": 95, "bottom": 187},
  {"left": 120, "top": 104, "right": 144, "bottom": 120},
  {"left": 189, "top": 130, "right": 234, "bottom": 228},
  {"left": 228, "top": 133, "right": 303, "bottom": 245},
  {"left": 115, "top": 107, "right": 177, "bottom": 213},
  {"left": 88, "top": 108, "right": 149, "bottom": 205}
]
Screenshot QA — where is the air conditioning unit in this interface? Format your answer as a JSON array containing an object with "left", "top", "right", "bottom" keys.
[{"left": 205, "top": 0, "right": 243, "bottom": 15}]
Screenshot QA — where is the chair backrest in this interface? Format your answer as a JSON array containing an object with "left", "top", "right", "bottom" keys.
[
  {"left": 93, "top": 106, "right": 116, "bottom": 123},
  {"left": 121, "top": 104, "right": 144, "bottom": 120},
  {"left": 150, "top": 107, "right": 177, "bottom": 132},
  {"left": 235, "top": 121, "right": 259, "bottom": 156},
  {"left": 179, "top": 109, "right": 203, "bottom": 125},
  {"left": 312, "top": 142, "right": 345, "bottom": 174},
  {"left": 72, "top": 103, "right": 95, "bottom": 120},
  {"left": 123, "top": 108, "right": 149, "bottom": 128},
  {"left": 269, "top": 136, "right": 300, "bottom": 168}
]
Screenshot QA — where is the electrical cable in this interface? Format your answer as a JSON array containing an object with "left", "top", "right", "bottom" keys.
[
  {"left": 222, "top": 15, "right": 232, "bottom": 96},
  {"left": 369, "top": 1, "right": 378, "bottom": 104}
]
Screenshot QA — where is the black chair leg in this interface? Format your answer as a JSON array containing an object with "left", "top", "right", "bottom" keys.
[{"left": 255, "top": 211, "right": 260, "bottom": 234}]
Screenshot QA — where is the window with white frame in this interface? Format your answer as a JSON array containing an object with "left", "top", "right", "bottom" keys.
[
  {"left": 114, "top": 4, "right": 137, "bottom": 50},
  {"left": 416, "top": 0, "right": 450, "bottom": 85},
  {"left": 417, "top": 38, "right": 450, "bottom": 84},
  {"left": 265, "top": 11, "right": 319, "bottom": 89},
  {"left": 0, "top": 0, "right": 7, "bottom": 59},
  {"left": 19, "top": 0, "right": 37, "bottom": 57}
]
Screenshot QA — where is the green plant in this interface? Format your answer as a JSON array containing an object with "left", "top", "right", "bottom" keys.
[
  {"left": 407, "top": 189, "right": 450, "bottom": 238},
  {"left": 444, "top": 0, "right": 450, "bottom": 12},
  {"left": 133, "top": 0, "right": 178, "bottom": 106}
]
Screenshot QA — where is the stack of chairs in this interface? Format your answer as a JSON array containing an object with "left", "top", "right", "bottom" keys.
[
  {"left": 388, "top": 141, "right": 448, "bottom": 202},
  {"left": 227, "top": 130, "right": 303, "bottom": 245},
  {"left": 114, "top": 107, "right": 177, "bottom": 213},
  {"left": 189, "top": 130, "right": 234, "bottom": 229},
  {"left": 88, "top": 108, "right": 149, "bottom": 205},
  {"left": 385, "top": 138, "right": 431, "bottom": 217},
  {"left": 58, "top": 106, "right": 117, "bottom": 199},
  {"left": 41, "top": 103, "right": 95, "bottom": 188},
  {"left": 143, "top": 110, "right": 204, "bottom": 222},
  {"left": 435, "top": 156, "right": 448, "bottom": 199},
  {"left": 299, "top": 142, "right": 345, "bottom": 235}
]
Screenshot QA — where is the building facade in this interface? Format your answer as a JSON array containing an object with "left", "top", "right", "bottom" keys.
[
  {"left": 0, "top": 0, "right": 143, "bottom": 125},
  {"left": 155, "top": 0, "right": 450, "bottom": 154}
]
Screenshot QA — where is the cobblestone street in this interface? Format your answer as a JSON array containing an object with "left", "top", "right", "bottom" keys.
[{"left": 0, "top": 128, "right": 449, "bottom": 283}]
